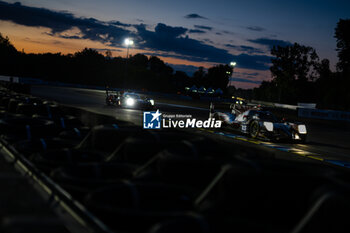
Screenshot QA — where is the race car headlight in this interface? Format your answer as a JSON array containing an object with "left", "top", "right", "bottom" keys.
[
  {"left": 298, "top": 124, "right": 307, "bottom": 134},
  {"left": 126, "top": 98, "right": 135, "bottom": 106},
  {"left": 263, "top": 122, "right": 274, "bottom": 131},
  {"left": 149, "top": 99, "right": 154, "bottom": 106}
]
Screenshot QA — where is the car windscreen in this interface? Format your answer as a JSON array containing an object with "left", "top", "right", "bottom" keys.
[
  {"left": 257, "top": 111, "right": 278, "bottom": 122},
  {"left": 124, "top": 94, "right": 140, "bottom": 99}
]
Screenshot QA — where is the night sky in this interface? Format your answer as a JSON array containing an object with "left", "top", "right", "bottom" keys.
[{"left": 0, "top": 0, "right": 349, "bottom": 88}]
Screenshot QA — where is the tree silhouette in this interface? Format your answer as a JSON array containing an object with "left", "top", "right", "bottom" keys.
[
  {"left": 0, "top": 33, "right": 18, "bottom": 76},
  {"left": 0, "top": 33, "right": 17, "bottom": 56},
  {"left": 335, "top": 19, "right": 350, "bottom": 75},
  {"left": 173, "top": 71, "right": 189, "bottom": 91},
  {"left": 334, "top": 19, "right": 350, "bottom": 109},
  {"left": 191, "top": 65, "right": 233, "bottom": 92},
  {"left": 206, "top": 64, "right": 233, "bottom": 90},
  {"left": 105, "top": 50, "right": 112, "bottom": 59},
  {"left": 270, "top": 43, "right": 319, "bottom": 103},
  {"left": 148, "top": 56, "right": 173, "bottom": 75},
  {"left": 192, "top": 66, "right": 206, "bottom": 87},
  {"left": 129, "top": 54, "right": 148, "bottom": 68}
]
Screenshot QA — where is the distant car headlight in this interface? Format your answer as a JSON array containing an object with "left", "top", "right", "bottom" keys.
[
  {"left": 126, "top": 98, "right": 135, "bottom": 106},
  {"left": 150, "top": 99, "right": 154, "bottom": 106},
  {"left": 263, "top": 122, "right": 274, "bottom": 131},
  {"left": 298, "top": 124, "right": 307, "bottom": 134}
]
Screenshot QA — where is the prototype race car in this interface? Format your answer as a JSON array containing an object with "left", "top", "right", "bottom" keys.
[
  {"left": 106, "top": 89, "right": 155, "bottom": 110},
  {"left": 210, "top": 103, "right": 307, "bottom": 142}
]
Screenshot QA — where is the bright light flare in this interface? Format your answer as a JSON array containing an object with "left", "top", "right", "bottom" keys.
[
  {"left": 126, "top": 98, "right": 135, "bottom": 106},
  {"left": 124, "top": 38, "right": 134, "bottom": 46},
  {"left": 230, "top": 62, "right": 237, "bottom": 67}
]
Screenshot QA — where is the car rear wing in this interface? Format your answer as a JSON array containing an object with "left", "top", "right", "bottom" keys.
[
  {"left": 210, "top": 102, "right": 259, "bottom": 117},
  {"left": 105, "top": 87, "right": 120, "bottom": 96},
  {"left": 210, "top": 102, "right": 233, "bottom": 113}
]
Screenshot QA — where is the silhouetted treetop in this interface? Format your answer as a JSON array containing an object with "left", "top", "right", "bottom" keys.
[
  {"left": 270, "top": 43, "right": 319, "bottom": 83},
  {"left": 74, "top": 48, "right": 105, "bottom": 62},
  {"left": 129, "top": 54, "right": 148, "bottom": 68},
  {"left": 0, "top": 33, "right": 17, "bottom": 56},
  {"left": 206, "top": 64, "right": 232, "bottom": 90},
  {"left": 335, "top": 19, "right": 350, "bottom": 74}
]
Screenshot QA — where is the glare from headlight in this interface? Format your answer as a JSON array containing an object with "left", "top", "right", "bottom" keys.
[
  {"left": 263, "top": 122, "right": 274, "bottom": 131},
  {"left": 126, "top": 98, "right": 135, "bottom": 106},
  {"left": 150, "top": 99, "right": 154, "bottom": 106},
  {"left": 298, "top": 125, "right": 307, "bottom": 134}
]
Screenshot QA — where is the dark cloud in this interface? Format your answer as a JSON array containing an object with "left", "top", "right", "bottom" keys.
[
  {"left": 219, "top": 30, "right": 235, "bottom": 35},
  {"left": 202, "top": 38, "right": 214, "bottom": 44},
  {"left": 246, "top": 26, "right": 266, "bottom": 31},
  {"left": 230, "top": 77, "right": 261, "bottom": 84},
  {"left": 244, "top": 75, "right": 258, "bottom": 79},
  {"left": 0, "top": 1, "right": 131, "bottom": 46},
  {"left": 248, "top": 37, "right": 292, "bottom": 49},
  {"left": 136, "top": 23, "right": 271, "bottom": 69},
  {"left": 225, "top": 44, "right": 265, "bottom": 54},
  {"left": 142, "top": 52, "right": 192, "bottom": 61},
  {"left": 93, "top": 48, "right": 123, "bottom": 52},
  {"left": 152, "top": 23, "right": 187, "bottom": 38},
  {"left": 109, "top": 20, "right": 131, "bottom": 27},
  {"left": 188, "top": 29, "right": 206, "bottom": 34},
  {"left": 167, "top": 64, "right": 199, "bottom": 76},
  {"left": 137, "top": 24, "right": 271, "bottom": 70},
  {"left": 215, "top": 32, "right": 222, "bottom": 35},
  {"left": 194, "top": 25, "right": 212, "bottom": 30},
  {"left": 184, "top": 13, "right": 208, "bottom": 19},
  {"left": 58, "top": 35, "right": 82, "bottom": 39},
  {"left": 239, "top": 72, "right": 259, "bottom": 77},
  {"left": 232, "top": 54, "right": 271, "bottom": 70},
  {"left": 136, "top": 23, "right": 231, "bottom": 61}
]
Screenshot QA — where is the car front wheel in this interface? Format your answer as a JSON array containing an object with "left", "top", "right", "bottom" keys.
[{"left": 249, "top": 121, "right": 260, "bottom": 138}]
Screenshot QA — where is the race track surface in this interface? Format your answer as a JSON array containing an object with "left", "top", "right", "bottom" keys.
[{"left": 31, "top": 85, "right": 350, "bottom": 168}]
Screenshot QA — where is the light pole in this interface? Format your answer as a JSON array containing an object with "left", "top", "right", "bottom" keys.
[
  {"left": 124, "top": 38, "right": 134, "bottom": 59},
  {"left": 123, "top": 38, "right": 134, "bottom": 89},
  {"left": 229, "top": 61, "right": 236, "bottom": 86}
]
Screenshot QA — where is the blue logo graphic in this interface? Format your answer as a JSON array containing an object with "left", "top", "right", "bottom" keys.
[{"left": 143, "top": 110, "right": 162, "bottom": 129}]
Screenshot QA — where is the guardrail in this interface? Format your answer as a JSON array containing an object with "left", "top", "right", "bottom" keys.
[
  {"left": 251, "top": 100, "right": 317, "bottom": 111},
  {"left": 298, "top": 108, "right": 350, "bottom": 122},
  {"left": 0, "top": 75, "right": 19, "bottom": 83}
]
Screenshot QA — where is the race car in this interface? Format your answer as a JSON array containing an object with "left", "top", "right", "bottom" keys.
[
  {"left": 210, "top": 103, "right": 307, "bottom": 142},
  {"left": 106, "top": 90, "right": 155, "bottom": 110}
]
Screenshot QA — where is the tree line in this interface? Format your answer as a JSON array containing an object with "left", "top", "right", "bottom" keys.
[
  {"left": 0, "top": 34, "right": 232, "bottom": 93},
  {"left": 253, "top": 19, "right": 350, "bottom": 111}
]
